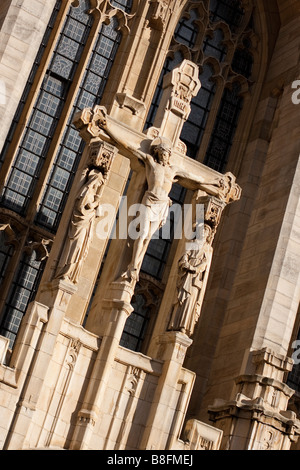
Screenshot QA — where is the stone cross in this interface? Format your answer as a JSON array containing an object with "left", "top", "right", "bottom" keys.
[{"left": 73, "top": 60, "right": 241, "bottom": 286}]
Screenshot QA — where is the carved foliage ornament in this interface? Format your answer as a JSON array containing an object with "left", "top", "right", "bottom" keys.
[
  {"left": 24, "top": 235, "right": 52, "bottom": 261},
  {"left": 87, "top": 0, "right": 136, "bottom": 33}
]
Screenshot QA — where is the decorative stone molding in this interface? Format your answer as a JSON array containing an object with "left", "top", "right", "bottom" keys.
[
  {"left": 115, "top": 93, "right": 146, "bottom": 116},
  {"left": 252, "top": 347, "right": 294, "bottom": 379},
  {"left": 208, "top": 348, "right": 300, "bottom": 450},
  {"left": 208, "top": 392, "right": 300, "bottom": 450},
  {"left": 0, "top": 336, "right": 9, "bottom": 365},
  {"left": 181, "top": 419, "right": 223, "bottom": 450}
]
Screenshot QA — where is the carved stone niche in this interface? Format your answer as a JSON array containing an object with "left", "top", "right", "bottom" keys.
[{"left": 148, "top": 0, "right": 169, "bottom": 30}]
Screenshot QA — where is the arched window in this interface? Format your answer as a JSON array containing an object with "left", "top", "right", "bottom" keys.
[
  {"left": 0, "top": 0, "right": 133, "bottom": 348},
  {"left": 147, "top": 0, "right": 255, "bottom": 167}
]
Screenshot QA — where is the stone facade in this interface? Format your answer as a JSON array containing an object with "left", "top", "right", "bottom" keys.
[{"left": 0, "top": 0, "right": 299, "bottom": 451}]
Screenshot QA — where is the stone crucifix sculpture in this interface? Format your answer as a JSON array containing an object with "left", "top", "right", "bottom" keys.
[
  {"left": 96, "top": 108, "right": 226, "bottom": 284},
  {"left": 72, "top": 60, "right": 241, "bottom": 287}
]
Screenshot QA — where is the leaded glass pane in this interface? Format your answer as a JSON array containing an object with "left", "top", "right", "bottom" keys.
[
  {"left": 0, "top": 232, "right": 13, "bottom": 286},
  {"left": 37, "top": 18, "right": 122, "bottom": 231},
  {"left": 174, "top": 9, "right": 199, "bottom": 48},
  {"left": 203, "top": 29, "right": 227, "bottom": 61},
  {"left": 181, "top": 64, "right": 215, "bottom": 158},
  {"left": 204, "top": 82, "right": 242, "bottom": 171},
  {"left": 0, "top": 0, "right": 62, "bottom": 170},
  {"left": 0, "top": 252, "right": 43, "bottom": 348},
  {"left": 110, "top": 0, "right": 132, "bottom": 13},
  {"left": 120, "top": 294, "right": 150, "bottom": 351},
  {"left": 232, "top": 43, "right": 253, "bottom": 78},
  {"left": 209, "top": 0, "right": 244, "bottom": 32}
]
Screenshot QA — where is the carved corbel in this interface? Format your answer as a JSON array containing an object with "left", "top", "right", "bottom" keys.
[
  {"left": 217, "top": 172, "right": 242, "bottom": 203},
  {"left": 87, "top": 138, "right": 118, "bottom": 178},
  {"left": 193, "top": 193, "right": 227, "bottom": 241},
  {"left": 115, "top": 93, "right": 146, "bottom": 116},
  {"left": 0, "top": 223, "right": 19, "bottom": 248},
  {"left": 148, "top": 0, "right": 169, "bottom": 30},
  {"left": 24, "top": 235, "right": 52, "bottom": 262}
]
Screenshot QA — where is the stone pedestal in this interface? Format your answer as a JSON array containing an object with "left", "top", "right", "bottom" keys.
[
  {"left": 70, "top": 280, "right": 134, "bottom": 450},
  {"left": 4, "top": 279, "right": 77, "bottom": 450},
  {"left": 140, "top": 331, "right": 192, "bottom": 449}
]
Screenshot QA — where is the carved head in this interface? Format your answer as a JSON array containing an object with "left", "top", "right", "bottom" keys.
[{"left": 151, "top": 136, "right": 172, "bottom": 166}]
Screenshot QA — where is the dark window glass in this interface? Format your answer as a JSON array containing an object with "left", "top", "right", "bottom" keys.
[
  {"left": 204, "top": 82, "right": 243, "bottom": 171},
  {"left": 209, "top": 0, "right": 244, "bottom": 32},
  {"left": 111, "top": 0, "right": 132, "bottom": 12},
  {"left": 232, "top": 40, "right": 253, "bottom": 79},
  {"left": 0, "top": 251, "right": 44, "bottom": 348},
  {"left": 120, "top": 293, "right": 151, "bottom": 352},
  {"left": 0, "top": 231, "right": 13, "bottom": 286},
  {"left": 181, "top": 63, "right": 216, "bottom": 159},
  {"left": 36, "top": 17, "right": 122, "bottom": 231},
  {"left": 174, "top": 9, "right": 199, "bottom": 48},
  {"left": 203, "top": 28, "right": 227, "bottom": 62}
]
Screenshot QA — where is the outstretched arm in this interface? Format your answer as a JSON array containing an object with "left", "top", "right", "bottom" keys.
[
  {"left": 96, "top": 109, "right": 146, "bottom": 162},
  {"left": 174, "top": 166, "right": 223, "bottom": 193}
]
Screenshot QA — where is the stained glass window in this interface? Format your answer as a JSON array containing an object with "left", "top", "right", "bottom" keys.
[{"left": 37, "top": 18, "right": 122, "bottom": 231}]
